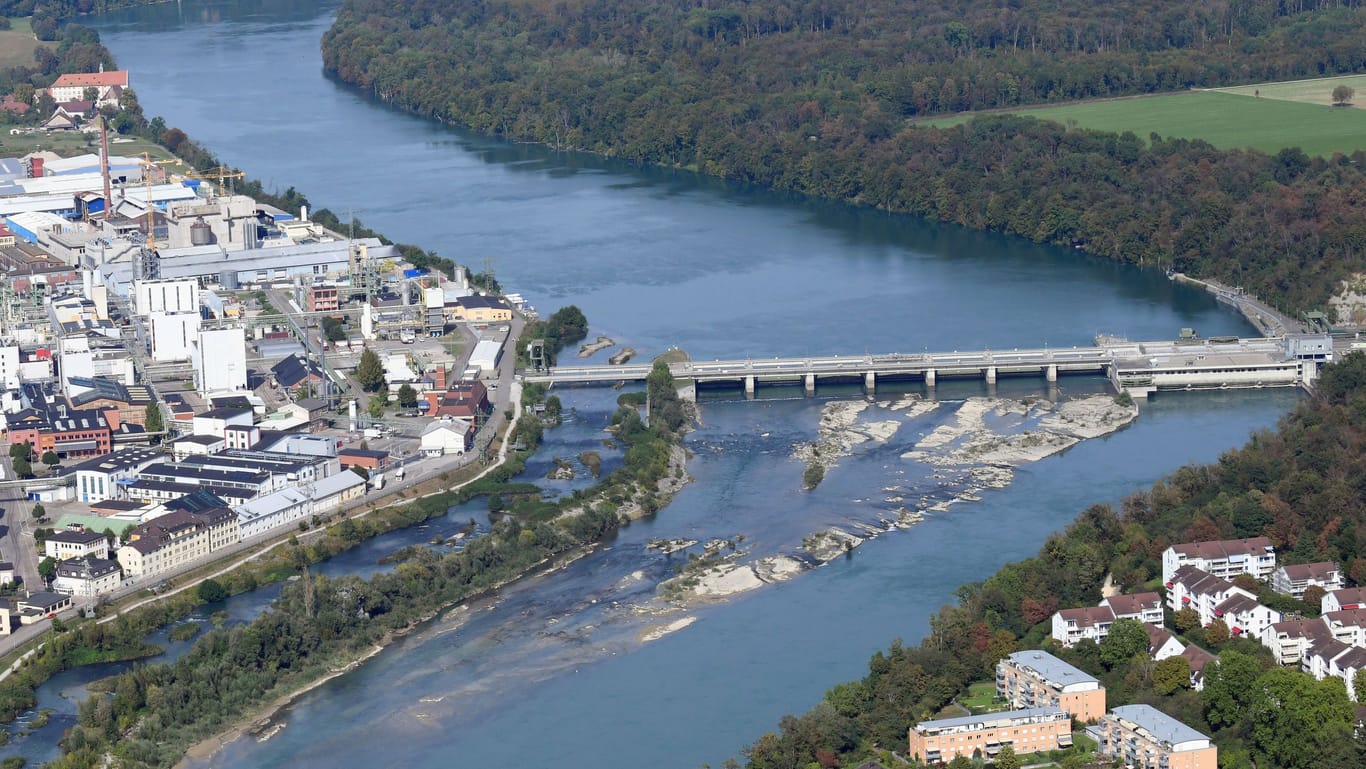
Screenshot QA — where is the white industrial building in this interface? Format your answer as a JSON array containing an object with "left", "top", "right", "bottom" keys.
[
  {"left": 192, "top": 327, "right": 247, "bottom": 395},
  {"left": 149, "top": 311, "right": 201, "bottom": 361},
  {"left": 0, "top": 346, "right": 19, "bottom": 390},
  {"left": 468, "top": 339, "right": 503, "bottom": 376},
  {"left": 134, "top": 278, "right": 199, "bottom": 317}
]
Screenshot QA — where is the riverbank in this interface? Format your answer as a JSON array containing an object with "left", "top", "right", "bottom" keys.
[{"left": 173, "top": 541, "right": 598, "bottom": 768}]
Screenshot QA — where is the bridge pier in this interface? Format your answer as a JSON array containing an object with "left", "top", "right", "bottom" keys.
[
  {"left": 924, "top": 368, "right": 936, "bottom": 388},
  {"left": 985, "top": 366, "right": 997, "bottom": 384},
  {"left": 864, "top": 371, "right": 876, "bottom": 394},
  {"left": 805, "top": 373, "right": 815, "bottom": 396},
  {"left": 1046, "top": 364, "right": 1057, "bottom": 383},
  {"left": 744, "top": 375, "right": 755, "bottom": 398}
]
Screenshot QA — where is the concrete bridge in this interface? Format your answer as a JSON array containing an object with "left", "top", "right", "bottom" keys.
[{"left": 525, "top": 335, "right": 1334, "bottom": 399}]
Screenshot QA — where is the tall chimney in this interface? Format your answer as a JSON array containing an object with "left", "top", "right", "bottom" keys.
[{"left": 100, "top": 115, "right": 112, "bottom": 220}]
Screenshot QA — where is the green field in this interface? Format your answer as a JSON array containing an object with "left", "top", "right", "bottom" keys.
[
  {"left": 0, "top": 129, "right": 176, "bottom": 162},
  {"left": 0, "top": 17, "right": 48, "bottom": 68},
  {"left": 1215, "top": 73, "right": 1366, "bottom": 107},
  {"left": 926, "top": 89, "right": 1366, "bottom": 158}
]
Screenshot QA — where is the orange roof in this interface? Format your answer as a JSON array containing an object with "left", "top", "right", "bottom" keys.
[{"left": 50, "top": 71, "right": 129, "bottom": 89}]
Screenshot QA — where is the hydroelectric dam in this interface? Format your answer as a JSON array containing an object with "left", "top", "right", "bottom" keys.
[{"left": 524, "top": 334, "right": 1336, "bottom": 399}]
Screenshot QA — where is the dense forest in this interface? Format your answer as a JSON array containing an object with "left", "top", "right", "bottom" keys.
[
  {"left": 322, "top": 0, "right": 1366, "bottom": 312},
  {"left": 735, "top": 352, "right": 1366, "bottom": 769}
]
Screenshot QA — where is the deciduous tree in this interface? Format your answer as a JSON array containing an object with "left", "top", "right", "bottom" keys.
[
  {"left": 1100, "top": 618, "right": 1149, "bottom": 668},
  {"left": 1152, "top": 655, "right": 1191, "bottom": 695}
]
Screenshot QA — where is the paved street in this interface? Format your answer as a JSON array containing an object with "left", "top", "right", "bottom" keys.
[{"left": 0, "top": 308, "right": 525, "bottom": 660}]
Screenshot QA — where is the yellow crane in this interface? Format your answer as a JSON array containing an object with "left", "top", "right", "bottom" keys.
[
  {"left": 137, "top": 152, "right": 180, "bottom": 252},
  {"left": 175, "top": 165, "right": 246, "bottom": 198}
]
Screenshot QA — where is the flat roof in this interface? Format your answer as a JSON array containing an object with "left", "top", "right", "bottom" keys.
[
  {"left": 1005, "top": 650, "right": 1099, "bottom": 687},
  {"left": 917, "top": 706, "right": 1067, "bottom": 732},
  {"left": 1109, "top": 705, "right": 1210, "bottom": 747}
]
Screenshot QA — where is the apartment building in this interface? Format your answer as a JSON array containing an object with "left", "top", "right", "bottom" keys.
[
  {"left": 117, "top": 507, "right": 239, "bottom": 580},
  {"left": 1322, "top": 586, "right": 1366, "bottom": 613},
  {"left": 1166, "top": 566, "right": 1282, "bottom": 641},
  {"left": 908, "top": 707, "right": 1072, "bottom": 765},
  {"left": 997, "top": 651, "right": 1106, "bottom": 722},
  {"left": 44, "top": 527, "right": 110, "bottom": 561},
  {"left": 1095, "top": 705, "right": 1217, "bottom": 769},
  {"left": 1051, "top": 592, "right": 1164, "bottom": 647},
  {"left": 1263, "top": 619, "right": 1333, "bottom": 666},
  {"left": 53, "top": 556, "right": 122, "bottom": 597},
  {"left": 1161, "top": 537, "right": 1276, "bottom": 584},
  {"left": 1270, "top": 561, "right": 1343, "bottom": 599},
  {"left": 1304, "top": 640, "right": 1366, "bottom": 702}
]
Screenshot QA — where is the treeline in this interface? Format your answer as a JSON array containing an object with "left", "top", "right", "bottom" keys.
[
  {"left": 321, "top": 0, "right": 1366, "bottom": 311},
  {"left": 737, "top": 353, "right": 1366, "bottom": 769}
]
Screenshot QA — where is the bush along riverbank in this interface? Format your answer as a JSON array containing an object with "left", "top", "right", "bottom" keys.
[
  {"left": 48, "top": 363, "right": 692, "bottom": 769},
  {"left": 736, "top": 352, "right": 1366, "bottom": 769}
]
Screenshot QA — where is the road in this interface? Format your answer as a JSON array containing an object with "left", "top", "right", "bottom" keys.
[
  {"left": 0, "top": 309, "right": 526, "bottom": 660},
  {"left": 0, "top": 375, "right": 524, "bottom": 675},
  {"left": 0, "top": 455, "right": 41, "bottom": 591}
]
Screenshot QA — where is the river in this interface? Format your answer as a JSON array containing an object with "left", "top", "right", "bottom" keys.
[{"left": 0, "top": 1, "right": 1302, "bottom": 767}]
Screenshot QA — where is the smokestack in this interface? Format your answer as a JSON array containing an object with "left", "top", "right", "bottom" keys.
[
  {"left": 100, "top": 116, "right": 112, "bottom": 220},
  {"left": 300, "top": 205, "right": 308, "bottom": 222}
]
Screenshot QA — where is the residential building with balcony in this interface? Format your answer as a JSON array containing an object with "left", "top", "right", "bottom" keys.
[
  {"left": 1263, "top": 619, "right": 1333, "bottom": 666},
  {"left": 997, "top": 651, "right": 1106, "bottom": 723},
  {"left": 1271, "top": 561, "right": 1343, "bottom": 599},
  {"left": 1166, "top": 566, "right": 1280, "bottom": 640},
  {"left": 1096, "top": 705, "right": 1217, "bottom": 769},
  {"left": 1161, "top": 537, "right": 1275, "bottom": 585},
  {"left": 1321, "top": 608, "right": 1366, "bottom": 648},
  {"left": 1323, "top": 586, "right": 1366, "bottom": 614},
  {"left": 908, "top": 707, "right": 1072, "bottom": 765},
  {"left": 1051, "top": 592, "right": 1165, "bottom": 648}
]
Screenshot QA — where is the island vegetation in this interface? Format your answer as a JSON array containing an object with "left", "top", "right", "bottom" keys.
[
  {"left": 735, "top": 352, "right": 1366, "bottom": 769},
  {"left": 37, "top": 363, "right": 690, "bottom": 769},
  {"left": 320, "top": 0, "right": 1366, "bottom": 312}
]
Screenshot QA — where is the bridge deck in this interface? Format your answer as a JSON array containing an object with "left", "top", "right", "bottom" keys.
[{"left": 527, "top": 337, "right": 1293, "bottom": 387}]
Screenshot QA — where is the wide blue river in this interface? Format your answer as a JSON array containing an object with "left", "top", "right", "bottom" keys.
[{"left": 0, "top": 2, "right": 1302, "bottom": 767}]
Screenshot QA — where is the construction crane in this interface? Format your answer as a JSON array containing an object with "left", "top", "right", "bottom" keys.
[
  {"left": 137, "top": 152, "right": 180, "bottom": 251},
  {"left": 175, "top": 165, "right": 246, "bottom": 198}
]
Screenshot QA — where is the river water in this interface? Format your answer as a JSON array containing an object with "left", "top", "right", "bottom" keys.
[{"left": 0, "top": 1, "right": 1302, "bottom": 767}]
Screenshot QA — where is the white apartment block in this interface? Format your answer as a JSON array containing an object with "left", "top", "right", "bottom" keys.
[
  {"left": 1162, "top": 537, "right": 1276, "bottom": 584},
  {"left": 1322, "top": 586, "right": 1366, "bottom": 614},
  {"left": 1166, "top": 566, "right": 1281, "bottom": 642},
  {"left": 1051, "top": 592, "right": 1164, "bottom": 648},
  {"left": 1270, "top": 561, "right": 1343, "bottom": 600}
]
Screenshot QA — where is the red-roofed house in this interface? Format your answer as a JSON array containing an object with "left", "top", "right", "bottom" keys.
[
  {"left": 45, "top": 71, "right": 128, "bottom": 108},
  {"left": 0, "top": 95, "right": 29, "bottom": 116}
]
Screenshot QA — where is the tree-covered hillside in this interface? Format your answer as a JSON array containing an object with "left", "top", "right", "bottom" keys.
[
  {"left": 737, "top": 352, "right": 1366, "bottom": 769},
  {"left": 321, "top": 0, "right": 1366, "bottom": 312}
]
